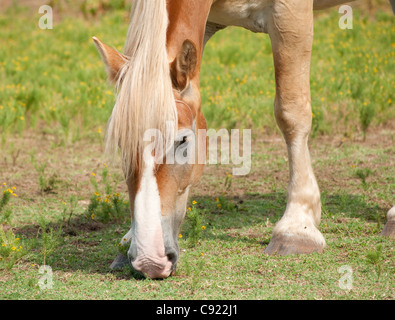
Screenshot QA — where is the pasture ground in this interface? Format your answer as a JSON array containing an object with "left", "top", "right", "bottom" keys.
[
  {"left": 0, "top": 128, "right": 394, "bottom": 300},
  {"left": 0, "top": 1, "right": 394, "bottom": 300}
]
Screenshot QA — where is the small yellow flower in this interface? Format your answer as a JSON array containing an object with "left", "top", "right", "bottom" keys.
[
  {"left": 217, "top": 203, "right": 222, "bottom": 208},
  {"left": 91, "top": 172, "right": 96, "bottom": 176},
  {"left": 11, "top": 246, "right": 16, "bottom": 251},
  {"left": 1, "top": 244, "right": 6, "bottom": 247},
  {"left": 200, "top": 252, "right": 204, "bottom": 256},
  {"left": 91, "top": 214, "right": 95, "bottom": 220},
  {"left": 178, "top": 234, "right": 182, "bottom": 238},
  {"left": 187, "top": 207, "right": 191, "bottom": 211},
  {"left": 215, "top": 198, "right": 219, "bottom": 202},
  {"left": 201, "top": 226, "right": 206, "bottom": 230},
  {"left": 192, "top": 200, "right": 197, "bottom": 205},
  {"left": 94, "top": 192, "right": 100, "bottom": 196}
]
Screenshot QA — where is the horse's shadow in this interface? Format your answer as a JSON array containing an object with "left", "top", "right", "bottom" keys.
[{"left": 15, "top": 191, "right": 385, "bottom": 278}]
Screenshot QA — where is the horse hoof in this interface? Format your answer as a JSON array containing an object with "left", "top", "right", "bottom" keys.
[
  {"left": 109, "top": 253, "right": 129, "bottom": 270},
  {"left": 380, "top": 220, "right": 395, "bottom": 238},
  {"left": 264, "top": 234, "right": 325, "bottom": 256},
  {"left": 380, "top": 206, "right": 395, "bottom": 239}
]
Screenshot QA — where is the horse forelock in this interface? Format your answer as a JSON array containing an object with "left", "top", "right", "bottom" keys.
[{"left": 105, "top": 0, "right": 178, "bottom": 180}]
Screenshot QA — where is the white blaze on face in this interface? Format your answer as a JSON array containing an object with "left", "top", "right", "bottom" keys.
[{"left": 131, "top": 155, "right": 171, "bottom": 277}]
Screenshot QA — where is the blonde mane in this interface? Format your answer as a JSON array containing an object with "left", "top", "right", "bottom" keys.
[{"left": 105, "top": 0, "right": 177, "bottom": 179}]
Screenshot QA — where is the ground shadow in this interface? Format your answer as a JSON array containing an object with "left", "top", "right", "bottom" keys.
[{"left": 13, "top": 191, "right": 387, "bottom": 279}]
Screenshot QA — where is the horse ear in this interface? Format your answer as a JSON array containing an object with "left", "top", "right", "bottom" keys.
[
  {"left": 170, "top": 39, "right": 198, "bottom": 92},
  {"left": 93, "top": 37, "right": 129, "bottom": 83}
]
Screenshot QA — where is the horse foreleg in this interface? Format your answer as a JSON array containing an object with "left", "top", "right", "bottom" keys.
[
  {"left": 110, "top": 176, "right": 136, "bottom": 270},
  {"left": 109, "top": 228, "right": 132, "bottom": 270},
  {"left": 380, "top": 206, "right": 395, "bottom": 238},
  {"left": 264, "top": 0, "right": 325, "bottom": 255}
]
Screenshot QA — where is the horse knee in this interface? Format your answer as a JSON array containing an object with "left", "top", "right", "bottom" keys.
[{"left": 274, "top": 98, "right": 312, "bottom": 141}]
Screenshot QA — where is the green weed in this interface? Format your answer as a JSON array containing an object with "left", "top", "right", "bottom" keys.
[
  {"left": 354, "top": 167, "right": 373, "bottom": 188},
  {"left": 33, "top": 161, "right": 59, "bottom": 194},
  {"left": 215, "top": 196, "right": 236, "bottom": 212},
  {"left": 37, "top": 215, "right": 63, "bottom": 266},
  {"left": 359, "top": 103, "right": 375, "bottom": 141},
  {"left": 61, "top": 195, "right": 79, "bottom": 227},
  {"left": 0, "top": 226, "right": 26, "bottom": 270},
  {"left": 183, "top": 201, "right": 206, "bottom": 248},
  {"left": 224, "top": 172, "right": 233, "bottom": 192},
  {"left": 365, "top": 244, "right": 384, "bottom": 281},
  {"left": 0, "top": 184, "right": 17, "bottom": 224},
  {"left": 86, "top": 166, "right": 128, "bottom": 223}
]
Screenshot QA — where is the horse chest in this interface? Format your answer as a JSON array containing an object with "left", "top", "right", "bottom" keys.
[{"left": 209, "top": 0, "right": 272, "bottom": 33}]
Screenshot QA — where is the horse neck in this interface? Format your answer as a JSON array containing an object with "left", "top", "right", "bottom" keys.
[{"left": 166, "top": 0, "right": 213, "bottom": 81}]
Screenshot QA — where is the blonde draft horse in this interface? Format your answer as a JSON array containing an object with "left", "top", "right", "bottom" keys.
[{"left": 93, "top": 0, "right": 395, "bottom": 279}]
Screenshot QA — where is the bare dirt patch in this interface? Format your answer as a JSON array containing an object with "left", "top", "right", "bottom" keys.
[{"left": 2, "top": 127, "right": 394, "bottom": 209}]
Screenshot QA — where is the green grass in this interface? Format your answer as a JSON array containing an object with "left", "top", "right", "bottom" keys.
[
  {"left": 1, "top": 133, "right": 393, "bottom": 300},
  {"left": 0, "top": 7, "right": 394, "bottom": 140},
  {"left": 0, "top": 4, "right": 394, "bottom": 300}
]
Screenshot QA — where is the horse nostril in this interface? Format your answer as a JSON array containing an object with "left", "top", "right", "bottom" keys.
[
  {"left": 166, "top": 251, "right": 178, "bottom": 265},
  {"left": 167, "top": 252, "right": 178, "bottom": 276},
  {"left": 167, "top": 252, "right": 176, "bottom": 263}
]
